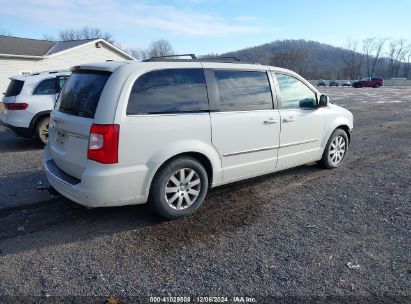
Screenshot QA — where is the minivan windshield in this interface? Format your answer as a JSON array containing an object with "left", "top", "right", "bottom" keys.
[
  {"left": 55, "top": 71, "right": 111, "bottom": 118},
  {"left": 5, "top": 79, "right": 24, "bottom": 97}
]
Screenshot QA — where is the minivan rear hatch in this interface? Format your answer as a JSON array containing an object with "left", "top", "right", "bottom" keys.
[{"left": 49, "top": 70, "right": 111, "bottom": 179}]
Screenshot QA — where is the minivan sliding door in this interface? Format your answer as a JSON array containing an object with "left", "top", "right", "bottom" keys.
[{"left": 206, "top": 68, "right": 281, "bottom": 182}]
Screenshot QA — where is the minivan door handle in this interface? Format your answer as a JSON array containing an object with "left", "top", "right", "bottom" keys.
[
  {"left": 283, "top": 117, "right": 296, "bottom": 123},
  {"left": 263, "top": 118, "right": 279, "bottom": 124}
]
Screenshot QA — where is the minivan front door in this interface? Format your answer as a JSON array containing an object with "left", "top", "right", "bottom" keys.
[
  {"left": 208, "top": 69, "right": 280, "bottom": 182},
  {"left": 274, "top": 73, "right": 326, "bottom": 169}
]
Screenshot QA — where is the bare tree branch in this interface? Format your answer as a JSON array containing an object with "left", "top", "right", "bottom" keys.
[
  {"left": 401, "top": 44, "right": 411, "bottom": 78},
  {"left": 371, "top": 38, "right": 386, "bottom": 76},
  {"left": 55, "top": 26, "right": 115, "bottom": 44},
  {"left": 124, "top": 40, "right": 174, "bottom": 60},
  {"left": 340, "top": 39, "right": 361, "bottom": 80},
  {"left": 147, "top": 39, "right": 174, "bottom": 58},
  {"left": 362, "top": 38, "right": 375, "bottom": 76}
]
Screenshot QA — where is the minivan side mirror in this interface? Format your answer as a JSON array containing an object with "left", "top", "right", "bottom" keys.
[
  {"left": 319, "top": 94, "right": 329, "bottom": 107},
  {"left": 299, "top": 98, "right": 316, "bottom": 109}
]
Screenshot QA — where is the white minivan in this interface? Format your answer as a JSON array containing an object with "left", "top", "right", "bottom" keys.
[{"left": 45, "top": 57, "right": 353, "bottom": 219}]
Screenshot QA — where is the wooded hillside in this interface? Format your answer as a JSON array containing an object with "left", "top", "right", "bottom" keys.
[{"left": 220, "top": 39, "right": 410, "bottom": 80}]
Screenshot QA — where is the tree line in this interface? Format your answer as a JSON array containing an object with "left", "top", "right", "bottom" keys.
[
  {"left": 222, "top": 38, "right": 411, "bottom": 80},
  {"left": 339, "top": 38, "right": 411, "bottom": 80}
]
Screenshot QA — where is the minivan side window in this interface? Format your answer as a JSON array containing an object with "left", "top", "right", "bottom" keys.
[
  {"left": 275, "top": 73, "right": 317, "bottom": 109},
  {"left": 127, "top": 69, "right": 209, "bottom": 115},
  {"left": 33, "top": 78, "right": 56, "bottom": 95},
  {"left": 214, "top": 70, "right": 273, "bottom": 111}
]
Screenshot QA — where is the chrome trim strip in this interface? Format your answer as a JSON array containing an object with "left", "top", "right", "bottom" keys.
[
  {"left": 53, "top": 127, "right": 89, "bottom": 140},
  {"left": 280, "top": 138, "right": 318, "bottom": 148},
  {"left": 223, "top": 146, "right": 279, "bottom": 157},
  {"left": 64, "top": 131, "right": 89, "bottom": 140}
]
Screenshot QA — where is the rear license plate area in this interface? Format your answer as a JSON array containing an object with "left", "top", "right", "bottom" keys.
[{"left": 56, "top": 130, "right": 66, "bottom": 144}]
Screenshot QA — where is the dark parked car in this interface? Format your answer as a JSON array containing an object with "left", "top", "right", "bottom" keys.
[
  {"left": 353, "top": 77, "right": 384, "bottom": 88},
  {"left": 317, "top": 79, "right": 327, "bottom": 87},
  {"left": 329, "top": 80, "right": 339, "bottom": 87},
  {"left": 342, "top": 81, "right": 351, "bottom": 87}
]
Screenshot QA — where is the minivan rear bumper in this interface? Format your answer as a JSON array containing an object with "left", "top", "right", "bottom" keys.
[{"left": 44, "top": 147, "right": 149, "bottom": 207}]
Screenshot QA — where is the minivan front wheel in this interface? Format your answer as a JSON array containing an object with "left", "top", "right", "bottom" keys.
[
  {"left": 319, "top": 129, "right": 349, "bottom": 169},
  {"left": 150, "top": 157, "right": 208, "bottom": 219},
  {"left": 36, "top": 116, "right": 50, "bottom": 145}
]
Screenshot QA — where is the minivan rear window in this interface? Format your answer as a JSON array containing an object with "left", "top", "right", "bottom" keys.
[
  {"left": 5, "top": 79, "right": 24, "bottom": 97},
  {"left": 55, "top": 71, "right": 111, "bottom": 118}
]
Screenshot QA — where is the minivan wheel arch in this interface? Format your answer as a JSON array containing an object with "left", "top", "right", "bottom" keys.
[
  {"left": 320, "top": 124, "right": 351, "bottom": 156},
  {"left": 151, "top": 152, "right": 214, "bottom": 187},
  {"left": 337, "top": 125, "right": 351, "bottom": 143}
]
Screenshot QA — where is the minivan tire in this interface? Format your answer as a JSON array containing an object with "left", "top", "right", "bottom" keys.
[
  {"left": 36, "top": 116, "right": 50, "bottom": 146},
  {"left": 374, "top": 84, "right": 380, "bottom": 88},
  {"left": 150, "top": 157, "right": 208, "bottom": 219},
  {"left": 319, "top": 129, "right": 349, "bottom": 169}
]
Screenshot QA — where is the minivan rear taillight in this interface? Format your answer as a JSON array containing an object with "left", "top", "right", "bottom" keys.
[
  {"left": 5, "top": 103, "right": 28, "bottom": 110},
  {"left": 87, "top": 124, "right": 119, "bottom": 164}
]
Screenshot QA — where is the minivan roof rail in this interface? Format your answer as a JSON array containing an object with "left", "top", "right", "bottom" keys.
[
  {"left": 198, "top": 56, "right": 240, "bottom": 62},
  {"left": 141, "top": 54, "right": 260, "bottom": 64},
  {"left": 143, "top": 54, "right": 197, "bottom": 62}
]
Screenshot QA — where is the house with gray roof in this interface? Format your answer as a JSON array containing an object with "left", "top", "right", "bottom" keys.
[{"left": 0, "top": 35, "right": 134, "bottom": 93}]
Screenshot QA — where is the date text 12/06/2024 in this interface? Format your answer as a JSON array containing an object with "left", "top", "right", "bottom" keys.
[{"left": 149, "top": 296, "right": 257, "bottom": 303}]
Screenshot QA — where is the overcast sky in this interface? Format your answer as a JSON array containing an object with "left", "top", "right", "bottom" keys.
[{"left": 0, "top": 0, "right": 410, "bottom": 54}]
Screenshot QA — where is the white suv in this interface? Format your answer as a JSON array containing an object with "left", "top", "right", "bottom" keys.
[
  {"left": 45, "top": 57, "right": 353, "bottom": 219},
  {"left": 2, "top": 70, "right": 70, "bottom": 145}
]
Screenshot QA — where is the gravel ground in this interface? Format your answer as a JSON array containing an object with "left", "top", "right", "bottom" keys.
[{"left": 0, "top": 87, "right": 410, "bottom": 303}]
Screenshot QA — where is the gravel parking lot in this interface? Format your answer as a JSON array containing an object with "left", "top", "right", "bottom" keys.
[{"left": 0, "top": 87, "right": 410, "bottom": 302}]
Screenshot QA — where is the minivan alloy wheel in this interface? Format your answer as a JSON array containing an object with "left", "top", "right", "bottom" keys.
[
  {"left": 329, "top": 135, "right": 346, "bottom": 166},
  {"left": 165, "top": 168, "right": 201, "bottom": 210}
]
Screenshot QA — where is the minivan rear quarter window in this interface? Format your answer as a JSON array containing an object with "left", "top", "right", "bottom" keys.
[
  {"left": 5, "top": 79, "right": 24, "bottom": 97},
  {"left": 214, "top": 70, "right": 273, "bottom": 111},
  {"left": 127, "top": 68, "right": 209, "bottom": 115},
  {"left": 55, "top": 71, "right": 111, "bottom": 118}
]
